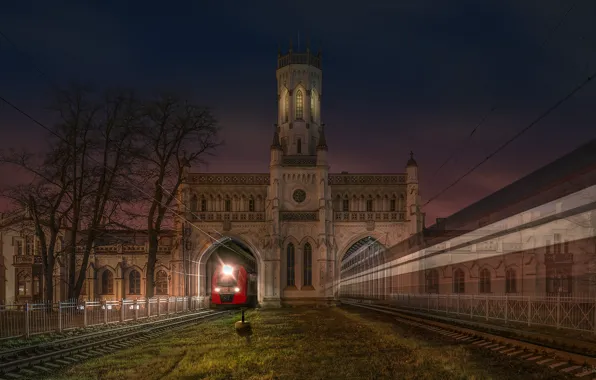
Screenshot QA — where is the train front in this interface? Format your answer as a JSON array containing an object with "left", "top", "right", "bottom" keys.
[{"left": 211, "top": 264, "right": 247, "bottom": 306}]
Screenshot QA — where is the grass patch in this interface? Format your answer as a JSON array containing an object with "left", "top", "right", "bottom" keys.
[{"left": 46, "top": 307, "right": 564, "bottom": 380}]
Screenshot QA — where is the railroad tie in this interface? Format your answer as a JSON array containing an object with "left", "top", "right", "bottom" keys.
[
  {"left": 506, "top": 350, "right": 524, "bottom": 356},
  {"left": 560, "top": 365, "right": 582, "bottom": 373},
  {"left": 536, "top": 358, "right": 553, "bottom": 365},
  {"left": 526, "top": 356, "right": 542, "bottom": 361},
  {"left": 17, "top": 369, "right": 37, "bottom": 377},
  {"left": 573, "top": 369, "right": 595, "bottom": 377},
  {"left": 4, "top": 373, "right": 24, "bottom": 380}
]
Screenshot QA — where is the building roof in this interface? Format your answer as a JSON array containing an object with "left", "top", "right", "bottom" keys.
[{"left": 429, "top": 138, "right": 596, "bottom": 231}]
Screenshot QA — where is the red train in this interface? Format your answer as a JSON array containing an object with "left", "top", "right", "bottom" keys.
[{"left": 211, "top": 263, "right": 257, "bottom": 307}]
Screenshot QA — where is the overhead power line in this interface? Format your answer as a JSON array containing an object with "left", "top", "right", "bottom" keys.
[
  {"left": 0, "top": 27, "right": 260, "bottom": 267},
  {"left": 422, "top": 68, "right": 596, "bottom": 209},
  {"left": 0, "top": 93, "right": 254, "bottom": 262}
]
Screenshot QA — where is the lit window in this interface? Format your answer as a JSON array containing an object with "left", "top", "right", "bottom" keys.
[
  {"left": 155, "top": 270, "right": 168, "bottom": 295},
  {"left": 102, "top": 270, "right": 114, "bottom": 294},
  {"left": 295, "top": 90, "right": 303, "bottom": 119},
  {"left": 342, "top": 199, "right": 349, "bottom": 212},
  {"left": 129, "top": 270, "right": 141, "bottom": 294},
  {"left": 505, "top": 268, "right": 516, "bottom": 293},
  {"left": 426, "top": 269, "right": 439, "bottom": 293},
  {"left": 453, "top": 269, "right": 465, "bottom": 294},
  {"left": 479, "top": 268, "right": 491, "bottom": 293}
]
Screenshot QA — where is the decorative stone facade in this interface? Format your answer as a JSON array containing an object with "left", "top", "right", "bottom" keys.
[{"left": 176, "top": 48, "right": 424, "bottom": 307}]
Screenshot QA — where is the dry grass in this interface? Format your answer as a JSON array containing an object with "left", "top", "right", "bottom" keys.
[{"left": 46, "top": 307, "right": 565, "bottom": 380}]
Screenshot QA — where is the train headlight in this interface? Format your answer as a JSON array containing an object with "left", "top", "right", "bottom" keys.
[
  {"left": 234, "top": 287, "right": 240, "bottom": 293},
  {"left": 215, "top": 287, "right": 221, "bottom": 293},
  {"left": 222, "top": 265, "right": 233, "bottom": 275}
]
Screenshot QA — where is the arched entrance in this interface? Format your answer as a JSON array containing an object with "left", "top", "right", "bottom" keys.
[
  {"left": 193, "top": 236, "right": 264, "bottom": 307},
  {"left": 338, "top": 236, "right": 387, "bottom": 300}
]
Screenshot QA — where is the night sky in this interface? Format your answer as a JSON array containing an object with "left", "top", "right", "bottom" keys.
[{"left": 1, "top": 1, "right": 595, "bottom": 225}]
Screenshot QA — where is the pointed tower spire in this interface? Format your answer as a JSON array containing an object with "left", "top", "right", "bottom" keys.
[
  {"left": 407, "top": 151, "right": 417, "bottom": 167},
  {"left": 271, "top": 124, "right": 282, "bottom": 150},
  {"left": 289, "top": 38, "right": 293, "bottom": 53},
  {"left": 317, "top": 124, "right": 328, "bottom": 151}
]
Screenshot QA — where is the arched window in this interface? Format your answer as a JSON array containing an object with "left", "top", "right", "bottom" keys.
[
  {"left": 426, "top": 269, "right": 439, "bottom": 293},
  {"left": 17, "top": 271, "right": 30, "bottom": 296},
  {"left": 32, "top": 275, "right": 41, "bottom": 296},
  {"left": 295, "top": 90, "right": 303, "bottom": 119},
  {"left": 129, "top": 270, "right": 141, "bottom": 295},
  {"left": 453, "top": 268, "right": 465, "bottom": 294},
  {"left": 303, "top": 243, "right": 312, "bottom": 287},
  {"left": 286, "top": 243, "right": 295, "bottom": 286},
  {"left": 310, "top": 90, "right": 316, "bottom": 121},
  {"left": 479, "top": 268, "right": 491, "bottom": 293},
  {"left": 102, "top": 270, "right": 114, "bottom": 294},
  {"left": 248, "top": 198, "right": 255, "bottom": 212},
  {"left": 297, "top": 138, "right": 302, "bottom": 154},
  {"left": 284, "top": 93, "right": 289, "bottom": 122},
  {"left": 200, "top": 197, "right": 207, "bottom": 212},
  {"left": 399, "top": 194, "right": 405, "bottom": 210},
  {"left": 190, "top": 194, "right": 198, "bottom": 212},
  {"left": 505, "top": 268, "right": 516, "bottom": 293},
  {"left": 155, "top": 270, "right": 168, "bottom": 295}
]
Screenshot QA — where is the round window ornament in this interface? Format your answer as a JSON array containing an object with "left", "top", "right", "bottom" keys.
[{"left": 293, "top": 189, "right": 306, "bottom": 203}]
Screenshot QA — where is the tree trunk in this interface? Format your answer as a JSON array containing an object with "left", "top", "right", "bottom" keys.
[
  {"left": 44, "top": 255, "right": 55, "bottom": 303},
  {"left": 146, "top": 230, "right": 158, "bottom": 298}
]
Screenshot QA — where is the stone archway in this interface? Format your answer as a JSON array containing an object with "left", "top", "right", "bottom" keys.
[
  {"left": 337, "top": 235, "right": 387, "bottom": 299},
  {"left": 192, "top": 235, "right": 264, "bottom": 307}
]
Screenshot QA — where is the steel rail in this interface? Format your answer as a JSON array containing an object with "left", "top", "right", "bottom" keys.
[
  {"left": 342, "top": 300, "right": 596, "bottom": 378},
  {"left": 0, "top": 310, "right": 232, "bottom": 378}
]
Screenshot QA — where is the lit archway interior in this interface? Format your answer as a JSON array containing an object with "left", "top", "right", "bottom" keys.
[
  {"left": 205, "top": 239, "right": 258, "bottom": 306},
  {"left": 339, "top": 236, "right": 386, "bottom": 299}
]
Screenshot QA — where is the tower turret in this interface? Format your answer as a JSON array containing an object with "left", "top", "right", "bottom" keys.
[
  {"left": 276, "top": 44, "right": 322, "bottom": 156},
  {"left": 270, "top": 124, "right": 283, "bottom": 166},
  {"left": 406, "top": 152, "right": 422, "bottom": 234},
  {"left": 316, "top": 124, "right": 328, "bottom": 166}
]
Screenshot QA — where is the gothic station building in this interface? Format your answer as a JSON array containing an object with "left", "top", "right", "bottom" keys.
[{"left": 177, "top": 46, "right": 425, "bottom": 307}]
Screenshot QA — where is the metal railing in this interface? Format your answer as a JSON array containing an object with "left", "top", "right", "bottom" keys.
[
  {"left": 341, "top": 293, "right": 596, "bottom": 334},
  {"left": 0, "top": 296, "right": 200, "bottom": 340}
]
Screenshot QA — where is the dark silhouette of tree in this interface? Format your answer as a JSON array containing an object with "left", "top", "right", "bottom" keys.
[
  {"left": 131, "top": 95, "right": 220, "bottom": 298},
  {"left": 1, "top": 85, "right": 139, "bottom": 301}
]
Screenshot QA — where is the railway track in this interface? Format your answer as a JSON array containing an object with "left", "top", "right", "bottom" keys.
[
  {"left": 0, "top": 309, "right": 232, "bottom": 379},
  {"left": 342, "top": 300, "right": 596, "bottom": 379}
]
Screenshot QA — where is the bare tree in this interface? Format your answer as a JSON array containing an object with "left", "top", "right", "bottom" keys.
[
  {"left": 0, "top": 149, "right": 73, "bottom": 303},
  {"left": 1, "top": 85, "right": 139, "bottom": 301},
  {"left": 51, "top": 86, "right": 139, "bottom": 299},
  {"left": 131, "top": 95, "right": 220, "bottom": 298}
]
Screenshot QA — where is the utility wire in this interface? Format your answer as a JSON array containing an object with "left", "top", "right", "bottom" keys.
[
  {"left": 0, "top": 93, "right": 254, "bottom": 263},
  {"left": 422, "top": 68, "right": 596, "bottom": 209},
  {"left": 0, "top": 27, "right": 258, "bottom": 273}
]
